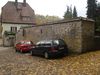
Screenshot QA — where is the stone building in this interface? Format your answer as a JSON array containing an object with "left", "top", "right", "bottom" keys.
[
  {"left": 1, "top": 0, "right": 35, "bottom": 35},
  {"left": 16, "top": 18, "right": 95, "bottom": 53},
  {"left": 0, "top": 16, "right": 2, "bottom": 38},
  {"left": 1, "top": 0, "right": 36, "bottom": 46}
]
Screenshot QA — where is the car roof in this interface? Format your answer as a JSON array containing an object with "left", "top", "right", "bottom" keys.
[
  {"left": 36, "top": 39, "right": 60, "bottom": 44},
  {"left": 38, "top": 40, "right": 55, "bottom": 42},
  {"left": 37, "top": 40, "right": 52, "bottom": 44},
  {"left": 20, "top": 40, "right": 31, "bottom": 42}
]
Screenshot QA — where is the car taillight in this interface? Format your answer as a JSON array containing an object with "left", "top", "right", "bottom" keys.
[{"left": 51, "top": 47, "right": 57, "bottom": 52}]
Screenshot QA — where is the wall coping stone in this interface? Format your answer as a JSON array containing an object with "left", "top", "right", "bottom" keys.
[{"left": 21, "top": 17, "right": 94, "bottom": 29}]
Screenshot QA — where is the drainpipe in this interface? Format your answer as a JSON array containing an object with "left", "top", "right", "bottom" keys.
[
  {"left": 23, "top": 0, "right": 26, "bottom": 7},
  {"left": 1, "top": 7, "right": 3, "bottom": 37}
]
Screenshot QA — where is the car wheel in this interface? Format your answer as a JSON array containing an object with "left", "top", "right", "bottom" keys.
[
  {"left": 20, "top": 49, "right": 23, "bottom": 53},
  {"left": 64, "top": 50, "right": 68, "bottom": 56},
  {"left": 30, "top": 50, "right": 33, "bottom": 56},
  {"left": 15, "top": 48, "right": 18, "bottom": 52},
  {"left": 44, "top": 52, "right": 49, "bottom": 59}
]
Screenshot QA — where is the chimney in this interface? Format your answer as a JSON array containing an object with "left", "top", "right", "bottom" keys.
[
  {"left": 15, "top": 0, "right": 18, "bottom": 6},
  {"left": 23, "top": 0, "right": 26, "bottom": 7}
]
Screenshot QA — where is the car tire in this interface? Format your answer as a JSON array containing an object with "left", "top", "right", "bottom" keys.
[
  {"left": 44, "top": 52, "right": 49, "bottom": 59},
  {"left": 30, "top": 50, "right": 33, "bottom": 56},
  {"left": 20, "top": 49, "right": 23, "bottom": 53},
  {"left": 64, "top": 50, "right": 68, "bottom": 56},
  {"left": 15, "top": 49, "right": 18, "bottom": 52},
  {"left": 15, "top": 48, "right": 19, "bottom": 52}
]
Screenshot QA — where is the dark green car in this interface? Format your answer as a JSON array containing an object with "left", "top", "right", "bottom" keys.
[{"left": 30, "top": 39, "right": 68, "bottom": 59}]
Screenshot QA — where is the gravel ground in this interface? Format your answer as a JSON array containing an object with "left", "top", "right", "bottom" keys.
[{"left": 0, "top": 47, "right": 100, "bottom": 75}]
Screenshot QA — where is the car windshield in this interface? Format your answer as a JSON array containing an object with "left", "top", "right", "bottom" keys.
[{"left": 21, "top": 41, "right": 32, "bottom": 45}]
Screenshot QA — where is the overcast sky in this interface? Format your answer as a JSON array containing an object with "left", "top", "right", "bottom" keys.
[{"left": 0, "top": 0, "right": 100, "bottom": 18}]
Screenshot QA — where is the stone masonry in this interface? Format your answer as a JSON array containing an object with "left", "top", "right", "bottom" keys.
[{"left": 16, "top": 18, "right": 94, "bottom": 53}]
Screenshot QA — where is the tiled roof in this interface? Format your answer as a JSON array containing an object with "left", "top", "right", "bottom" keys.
[{"left": 1, "top": 1, "right": 35, "bottom": 24}]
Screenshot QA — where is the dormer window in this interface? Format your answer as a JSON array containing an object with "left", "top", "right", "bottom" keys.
[
  {"left": 20, "top": 6, "right": 31, "bottom": 21},
  {"left": 22, "top": 16, "right": 31, "bottom": 21}
]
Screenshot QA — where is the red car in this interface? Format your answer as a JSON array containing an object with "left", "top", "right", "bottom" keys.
[{"left": 15, "top": 40, "right": 34, "bottom": 53}]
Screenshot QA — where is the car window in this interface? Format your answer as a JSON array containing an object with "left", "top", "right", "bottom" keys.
[
  {"left": 43, "top": 43, "right": 51, "bottom": 46},
  {"left": 53, "top": 40, "right": 59, "bottom": 45},
  {"left": 19, "top": 41, "right": 32, "bottom": 45},
  {"left": 24, "top": 41, "right": 32, "bottom": 44},
  {"left": 36, "top": 42, "right": 41, "bottom": 45},
  {"left": 36, "top": 42, "right": 43, "bottom": 47},
  {"left": 20, "top": 41, "right": 25, "bottom": 44},
  {"left": 16, "top": 42, "right": 21, "bottom": 45},
  {"left": 58, "top": 39, "right": 66, "bottom": 45},
  {"left": 37, "top": 44, "right": 42, "bottom": 46},
  {"left": 36, "top": 41, "right": 51, "bottom": 46}
]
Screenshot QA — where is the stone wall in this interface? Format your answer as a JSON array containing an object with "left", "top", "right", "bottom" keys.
[
  {"left": 81, "top": 20, "right": 95, "bottom": 52},
  {"left": 94, "top": 36, "right": 100, "bottom": 50},
  {"left": 0, "top": 19, "right": 2, "bottom": 38},
  {"left": 16, "top": 18, "right": 94, "bottom": 53}
]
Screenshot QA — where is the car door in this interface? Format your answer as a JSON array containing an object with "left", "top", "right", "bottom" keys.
[
  {"left": 40, "top": 43, "right": 48, "bottom": 55},
  {"left": 42, "top": 42, "right": 52, "bottom": 53},
  {"left": 36, "top": 43, "right": 45, "bottom": 55},
  {"left": 32, "top": 42, "right": 43, "bottom": 55}
]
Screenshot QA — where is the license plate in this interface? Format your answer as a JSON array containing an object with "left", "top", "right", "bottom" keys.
[{"left": 59, "top": 47, "right": 64, "bottom": 50}]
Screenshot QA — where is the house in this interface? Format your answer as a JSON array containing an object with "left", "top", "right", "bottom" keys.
[
  {"left": 1, "top": 0, "right": 36, "bottom": 35},
  {"left": 0, "top": 16, "right": 2, "bottom": 38}
]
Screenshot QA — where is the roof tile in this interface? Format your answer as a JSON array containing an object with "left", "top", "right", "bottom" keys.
[{"left": 2, "top": 1, "right": 35, "bottom": 24}]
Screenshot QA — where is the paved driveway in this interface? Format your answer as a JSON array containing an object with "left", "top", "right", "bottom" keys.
[
  {"left": 0, "top": 39, "right": 12, "bottom": 51},
  {"left": 0, "top": 41, "right": 100, "bottom": 75}
]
